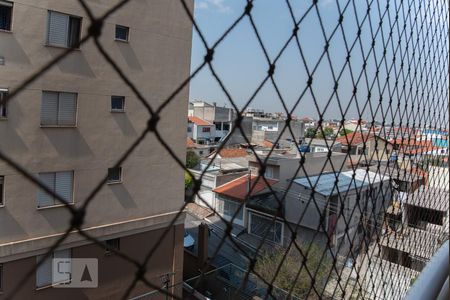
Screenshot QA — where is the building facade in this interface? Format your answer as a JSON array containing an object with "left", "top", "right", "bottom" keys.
[{"left": 0, "top": 0, "right": 192, "bottom": 298}]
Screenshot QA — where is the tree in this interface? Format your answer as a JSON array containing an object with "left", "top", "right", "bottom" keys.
[
  {"left": 316, "top": 127, "right": 335, "bottom": 138},
  {"left": 305, "top": 127, "right": 318, "bottom": 138},
  {"left": 184, "top": 171, "right": 193, "bottom": 189},
  {"left": 186, "top": 150, "right": 200, "bottom": 168},
  {"left": 339, "top": 128, "right": 353, "bottom": 136},
  {"left": 255, "top": 243, "right": 332, "bottom": 299}
]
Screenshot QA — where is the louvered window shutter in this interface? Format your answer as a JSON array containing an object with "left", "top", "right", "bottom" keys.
[
  {"left": 58, "top": 92, "right": 77, "bottom": 126},
  {"left": 41, "top": 91, "right": 58, "bottom": 125},
  {"left": 47, "top": 11, "right": 69, "bottom": 47},
  {"left": 36, "top": 254, "right": 52, "bottom": 287},
  {"left": 55, "top": 171, "right": 73, "bottom": 204},
  {"left": 37, "top": 173, "right": 55, "bottom": 207}
]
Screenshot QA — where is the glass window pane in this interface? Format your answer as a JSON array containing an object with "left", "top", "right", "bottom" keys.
[
  {"left": 68, "top": 16, "right": 81, "bottom": 48},
  {"left": 0, "top": 3, "right": 12, "bottom": 31},
  {"left": 115, "top": 25, "right": 129, "bottom": 41},
  {"left": 107, "top": 167, "right": 122, "bottom": 183},
  {"left": 111, "top": 96, "right": 125, "bottom": 111}
]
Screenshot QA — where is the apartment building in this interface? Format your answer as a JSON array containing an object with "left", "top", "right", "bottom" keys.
[{"left": 0, "top": 0, "right": 192, "bottom": 299}]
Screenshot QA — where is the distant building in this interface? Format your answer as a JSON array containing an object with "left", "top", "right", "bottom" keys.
[
  {"left": 188, "top": 116, "right": 216, "bottom": 144},
  {"left": 189, "top": 101, "right": 234, "bottom": 141},
  {"left": 292, "top": 170, "right": 392, "bottom": 255},
  {"left": 303, "top": 138, "right": 342, "bottom": 153},
  {"left": 251, "top": 117, "right": 304, "bottom": 144}
]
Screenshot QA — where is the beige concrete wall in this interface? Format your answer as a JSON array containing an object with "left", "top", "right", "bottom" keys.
[
  {"left": 0, "top": 0, "right": 193, "bottom": 260},
  {"left": 0, "top": 224, "right": 184, "bottom": 300}
]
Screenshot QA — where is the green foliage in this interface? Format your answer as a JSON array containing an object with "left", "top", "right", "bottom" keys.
[
  {"left": 305, "top": 127, "right": 318, "bottom": 138},
  {"left": 316, "top": 127, "right": 335, "bottom": 138},
  {"left": 184, "top": 171, "right": 193, "bottom": 189},
  {"left": 339, "top": 128, "right": 354, "bottom": 136},
  {"left": 186, "top": 150, "right": 200, "bottom": 168},
  {"left": 255, "top": 244, "right": 332, "bottom": 299},
  {"left": 306, "top": 127, "right": 334, "bottom": 138}
]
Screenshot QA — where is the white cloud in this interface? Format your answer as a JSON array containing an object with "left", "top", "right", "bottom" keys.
[
  {"left": 196, "top": 1, "right": 209, "bottom": 10},
  {"left": 196, "top": 0, "right": 232, "bottom": 13}
]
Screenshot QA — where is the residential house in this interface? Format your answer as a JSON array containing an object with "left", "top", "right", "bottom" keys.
[
  {"left": 252, "top": 117, "right": 304, "bottom": 144},
  {"left": 291, "top": 170, "right": 392, "bottom": 255},
  {"left": 189, "top": 101, "right": 234, "bottom": 141},
  {"left": 186, "top": 137, "right": 215, "bottom": 157},
  {"left": 188, "top": 116, "right": 216, "bottom": 144},
  {"left": 212, "top": 175, "right": 278, "bottom": 227},
  {"left": 190, "top": 149, "right": 251, "bottom": 210},
  {"left": 380, "top": 186, "right": 448, "bottom": 272},
  {"left": 335, "top": 132, "right": 394, "bottom": 166},
  {"left": 303, "top": 138, "right": 342, "bottom": 153}
]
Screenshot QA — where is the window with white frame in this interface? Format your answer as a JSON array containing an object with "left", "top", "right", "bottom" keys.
[
  {"left": 41, "top": 91, "right": 77, "bottom": 126},
  {"left": 37, "top": 171, "right": 74, "bottom": 208},
  {"left": 111, "top": 96, "right": 125, "bottom": 112},
  {"left": 47, "top": 11, "right": 81, "bottom": 48},
  {"left": 36, "top": 249, "right": 71, "bottom": 288},
  {"left": 249, "top": 212, "right": 283, "bottom": 244},
  {"left": 0, "top": 175, "right": 4, "bottom": 206},
  {"left": 264, "top": 165, "right": 274, "bottom": 179},
  {"left": 217, "top": 197, "right": 243, "bottom": 222},
  {"left": 107, "top": 167, "right": 122, "bottom": 183},
  {"left": 115, "top": 25, "right": 129, "bottom": 41},
  {"left": 0, "top": 88, "right": 8, "bottom": 118},
  {"left": 0, "top": 1, "right": 13, "bottom": 31}
]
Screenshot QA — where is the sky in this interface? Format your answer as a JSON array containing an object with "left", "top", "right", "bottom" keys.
[{"left": 187, "top": 0, "right": 449, "bottom": 125}]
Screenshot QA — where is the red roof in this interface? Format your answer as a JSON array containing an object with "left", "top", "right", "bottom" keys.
[
  {"left": 213, "top": 175, "right": 278, "bottom": 201},
  {"left": 335, "top": 132, "right": 374, "bottom": 146},
  {"left": 186, "top": 137, "right": 195, "bottom": 148},
  {"left": 188, "top": 116, "right": 212, "bottom": 126},
  {"left": 218, "top": 148, "right": 248, "bottom": 158}
]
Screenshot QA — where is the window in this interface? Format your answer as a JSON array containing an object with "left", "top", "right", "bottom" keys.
[
  {"left": 217, "top": 198, "right": 243, "bottom": 222},
  {"left": 105, "top": 238, "right": 120, "bottom": 254},
  {"left": 264, "top": 166, "right": 274, "bottom": 179},
  {"left": 187, "top": 127, "right": 192, "bottom": 132},
  {"left": 47, "top": 11, "right": 81, "bottom": 48},
  {"left": 36, "top": 249, "right": 71, "bottom": 288},
  {"left": 0, "top": 176, "right": 4, "bottom": 206},
  {"left": 202, "top": 127, "right": 211, "bottom": 133},
  {"left": 0, "top": 1, "right": 13, "bottom": 31},
  {"left": 111, "top": 96, "right": 125, "bottom": 112},
  {"left": 37, "top": 171, "right": 74, "bottom": 208},
  {"left": 115, "top": 25, "right": 129, "bottom": 41},
  {"left": 107, "top": 167, "right": 122, "bottom": 183},
  {"left": 41, "top": 91, "right": 77, "bottom": 126},
  {"left": 223, "top": 123, "right": 230, "bottom": 131},
  {"left": 249, "top": 212, "right": 283, "bottom": 244},
  {"left": 0, "top": 88, "right": 8, "bottom": 118}
]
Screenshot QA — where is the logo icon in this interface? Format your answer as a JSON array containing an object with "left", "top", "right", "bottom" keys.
[{"left": 53, "top": 258, "right": 98, "bottom": 288}]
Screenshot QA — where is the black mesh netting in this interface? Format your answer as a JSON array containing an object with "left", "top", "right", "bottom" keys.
[{"left": 0, "top": 0, "right": 448, "bottom": 299}]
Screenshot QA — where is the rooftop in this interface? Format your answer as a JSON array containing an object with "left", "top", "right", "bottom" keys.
[
  {"left": 188, "top": 116, "right": 213, "bottom": 126},
  {"left": 217, "top": 148, "right": 249, "bottom": 158},
  {"left": 293, "top": 169, "right": 389, "bottom": 197},
  {"left": 213, "top": 174, "right": 278, "bottom": 201},
  {"left": 335, "top": 132, "right": 374, "bottom": 146}
]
